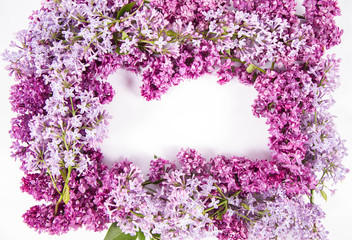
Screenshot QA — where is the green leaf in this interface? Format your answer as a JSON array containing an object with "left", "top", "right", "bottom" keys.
[
  {"left": 225, "top": 49, "right": 231, "bottom": 56},
  {"left": 104, "top": 223, "right": 122, "bottom": 240},
  {"left": 152, "top": 234, "right": 161, "bottom": 240},
  {"left": 232, "top": 190, "right": 242, "bottom": 198},
  {"left": 63, "top": 186, "right": 70, "bottom": 204},
  {"left": 240, "top": 202, "right": 250, "bottom": 211},
  {"left": 122, "top": 31, "right": 128, "bottom": 40},
  {"left": 165, "top": 30, "right": 178, "bottom": 37},
  {"left": 320, "top": 189, "right": 328, "bottom": 201},
  {"left": 268, "top": 102, "right": 275, "bottom": 111},
  {"left": 246, "top": 63, "right": 266, "bottom": 74},
  {"left": 136, "top": 229, "right": 145, "bottom": 240},
  {"left": 116, "top": 2, "right": 136, "bottom": 20},
  {"left": 246, "top": 64, "right": 257, "bottom": 73},
  {"left": 222, "top": 26, "right": 229, "bottom": 32},
  {"left": 60, "top": 169, "right": 67, "bottom": 181},
  {"left": 216, "top": 205, "right": 228, "bottom": 220},
  {"left": 252, "top": 72, "right": 258, "bottom": 83},
  {"left": 104, "top": 223, "right": 138, "bottom": 240}
]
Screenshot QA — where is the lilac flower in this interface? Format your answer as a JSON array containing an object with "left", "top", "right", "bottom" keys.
[
  {"left": 248, "top": 188, "right": 328, "bottom": 240},
  {"left": 22, "top": 149, "right": 110, "bottom": 235},
  {"left": 154, "top": 36, "right": 167, "bottom": 51}
]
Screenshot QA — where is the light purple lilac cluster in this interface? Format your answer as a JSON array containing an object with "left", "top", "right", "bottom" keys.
[
  {"left": 302, "top": 55, "right": 348, "bottom": 193},
  {"left": 102, "top": 159, "right": 217, "bottom": 239},
  {"left": 4, "top": 0, "right": 347, "bottom": 239}
]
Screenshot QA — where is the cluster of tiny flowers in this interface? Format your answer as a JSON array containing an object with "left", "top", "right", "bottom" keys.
[
  {"left": 302, "top": 55, "right": 349, "bottom": 192},
  {"left": 4, "top": 0, "right": 347, "bottom": 239},
  {"left": 103, "top": 160, "right": 218, "bottom": 239},
  {"left": 248, "top": 187, "right": 328, "bottom": 240},
  {"left": 100, "top": 149, "right": 329, "bottom": 239},
  {"left": 21, "top": 148, "right": 110, "bottom": 234}
]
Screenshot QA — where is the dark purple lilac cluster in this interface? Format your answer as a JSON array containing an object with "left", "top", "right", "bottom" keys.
[{"left": 4, "top": 0, "right": 347, "bottom": 239}]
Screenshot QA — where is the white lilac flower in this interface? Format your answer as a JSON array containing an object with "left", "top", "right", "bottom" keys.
[
  {"left": 154, "top": 36, "right": 167, "bottom": 51},
  {"left": 70, "top": 115, "right": 82, "bottom": 128},
  {"left": 85, "top": 128, "right": 96, "bottom": 141},
  {"left": 77, "top": 101, "right": 88, "bottom": 113},
  {"left": 63, "top": 150, "right": 75, "bottom": 168}
]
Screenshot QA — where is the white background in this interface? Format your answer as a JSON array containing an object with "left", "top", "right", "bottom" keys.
[{"left": 0, "top": 0, "right": 351, "bottom": 239}]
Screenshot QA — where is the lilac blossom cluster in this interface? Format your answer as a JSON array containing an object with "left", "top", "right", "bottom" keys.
[
  {"left": 21, "top": 148, "right": 110, "bottom": 234},
  {"left": 302, "top": 55, "right": 349, "bottom": 194},
  {"left": 248, "top": 187, "right": 328, "bottom": 240},
  {"left": 102, "top": 159, "right": 217, "bottom": 239},
  {"left": 99, "top": 149, "right": 328, "bottom": 239},
  {"left": 4, "top": 0, "right": 347, "bottom": 239}
]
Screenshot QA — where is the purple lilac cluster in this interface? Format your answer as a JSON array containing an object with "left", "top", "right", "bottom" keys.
[
  {"left": 21, "top": 148, "right": 109, "bottom": 234},
  {"left": 102, "top": 159, "right": 218, "bottom": 239},
  {"left": 252, "top": 68, "right": 318, "bottom": 193},
  {"left": 303, "top": 0, "right": 343, "bottom": 50},
  {"left": 4, "top": 0, "right": 347, "bottom": 239}
]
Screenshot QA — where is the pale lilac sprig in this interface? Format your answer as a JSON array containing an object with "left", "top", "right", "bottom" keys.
[
  {"left": 23, "top": 78, "right": 110, "bottom": 177},
  {"left": 248, "top": 187, "right": 328, "bottom": 240},
  {"left": 302, "top": 55, "right": 349, "bottom": 195}
]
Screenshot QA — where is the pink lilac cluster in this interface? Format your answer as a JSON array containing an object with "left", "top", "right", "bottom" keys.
[
  {"left": 303, "top": 0, "right": 343, "bottom": 50},
  {"left": 4, "top": 0, "right": 347, "bottom": 239},
  {"left": 252, "top": 68, "right": 318, "bottom": 193},
  {"left": 176, "top": 148, "right": 315, "bottom": 195}
]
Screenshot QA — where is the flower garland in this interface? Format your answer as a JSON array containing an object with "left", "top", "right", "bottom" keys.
[{"left": 4, "top": 0, "right": 348, "bottom": 239}]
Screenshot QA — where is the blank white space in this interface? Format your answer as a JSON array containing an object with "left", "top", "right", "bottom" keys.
[{"left": 100, "top": 69, "right": 271, "bottom": 173}]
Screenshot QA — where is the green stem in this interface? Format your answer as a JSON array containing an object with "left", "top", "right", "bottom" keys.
[
  {"left": 142, "top": 178, "right": 166, "bottom": 186},
  {"left": 204, "top": 201, "right": 227, "bottom": 214},
  {"left": 234, "top": 210, "right": 254, "bottom": 223},
  {"left": 271, "top": 59, "right": 276, "bottom": 71},
  {"left": 55, "top": 194, "right": 63, "bottom": 215},
  {"left": 70, "top": 16, "right": 90, "bottom": 24},
  {"left": 318, "top": 66, "right": 332, "bottom": 87},
  {"left": 310, "top": 189, "right": 314, "bottom": 204},
  {"left": 214, "top": 183, "right": 226, "bottom": 199},
  {"left": 131, "top": 210, "right": 145, "bottom": 218},
  {"left": 203, "top": 206, "right": 216, "bottom": 214},
  {"left": 69, "top": 96, "right": 76, "bottom": 116},
  {"left": 304, "top": 59, "right": 310, "bottom": 71},
  {"left": 314, "top": 111, "right": 318, "bottom": 125},
  {"left": 39, "top": 153, "right": 62, "bottom": 196},
  {"left": 84, "top": 32, "right": 103, "bottom": 53},
  {"left": 143, "top": 186, "right": 157, "bottom": 193}
]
